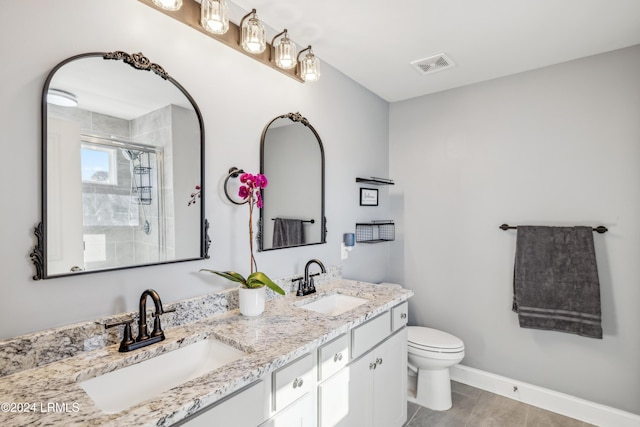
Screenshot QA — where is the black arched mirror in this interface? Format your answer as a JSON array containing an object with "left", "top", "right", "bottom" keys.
[
  {"left": 259, "top": 112, "right": 326, "bottom": 251},
  {"left": 32, "top": 51, "right": 209, "bottom": 279}
]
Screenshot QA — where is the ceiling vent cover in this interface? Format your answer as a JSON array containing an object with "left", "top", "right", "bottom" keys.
[{"left": 410, "top": 53, "right": 455, "bottom": 76}]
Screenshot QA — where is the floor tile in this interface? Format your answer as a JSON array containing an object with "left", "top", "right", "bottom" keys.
[
  {"left": 406, "top": 392, "right": 476, "bottom": 427},
  {"left": 451, "top": 381, "right": 482, "bottom": 402},
  {"left": 466, "top": 391, "right": 528, "bottom": 427},
  {"left": 407, "top": 401, "right": 421, "bottom": 424},
  {"left": 404, "top": 381, "right": 587, "bottom": 427}
]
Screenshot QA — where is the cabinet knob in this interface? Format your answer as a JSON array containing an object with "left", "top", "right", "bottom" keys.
[
  {"left": 293, "top": 378, "right": 303, "bottom": 388},
  {"left": 376, "top": 358, "right": 383, "bottom": 365},
  {"left": 369, "top": 362, "right": 377, "bottom": 370},
  {"left": 334, "top": 352, "right": 343, "bottom": 362},
  {"left": 400, "top": 313, "right": 407, "bottom": 319}
]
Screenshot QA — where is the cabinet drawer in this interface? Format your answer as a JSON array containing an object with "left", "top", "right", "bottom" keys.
[
  {"left": 318, "top": 334, "right": 349, "bottom": 381},
  {"left": 351, "top": 311, "right": 391, "bottom": 359},
  {"left": 392, "top": 302, "right": 408, "bottom": 332},
  {"left": 272, "top": 353, "right": 314, "bottom": 412}
]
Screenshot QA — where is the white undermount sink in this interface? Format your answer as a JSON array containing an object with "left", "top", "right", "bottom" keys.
[
  {"left": 298, "top": 293, "right": 369, "bottom": 316},
  {"left": 79, "top": 337, "right": 246, "bottom": 414}
]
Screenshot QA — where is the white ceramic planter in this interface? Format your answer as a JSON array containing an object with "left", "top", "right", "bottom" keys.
[{"left": 238, "top": 286, "right": 266, "bottom": 316}]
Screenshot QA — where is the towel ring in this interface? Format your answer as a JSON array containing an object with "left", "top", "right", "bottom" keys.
[{"left": 224, "top": 167, "right": 248, "bottom": 205}]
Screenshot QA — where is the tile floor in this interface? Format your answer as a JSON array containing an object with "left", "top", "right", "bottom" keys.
[{"left": 404, "top": 381, "right": 596, "bottom": 427}]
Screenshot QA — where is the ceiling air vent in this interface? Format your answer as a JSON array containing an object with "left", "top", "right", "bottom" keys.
[{"left": 410, "top": 53, "right": 455, "bottom": 76}]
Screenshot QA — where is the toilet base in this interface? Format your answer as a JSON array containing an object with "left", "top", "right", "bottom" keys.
[{"left": 407, "top": 368, "right": 452, "bottom": 411}]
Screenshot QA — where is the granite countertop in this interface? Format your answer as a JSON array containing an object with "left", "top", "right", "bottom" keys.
[{"left": 0, "top": 280, "right": 412, "bottom": 427}]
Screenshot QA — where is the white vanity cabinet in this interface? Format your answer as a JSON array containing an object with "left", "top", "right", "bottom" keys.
[
  {"left": 177, "top": 380, "right": 267, "bottom": 427},
  {"left": 319, "top": 302, "right": 408, "bottom": 427},
  {"left": 261, "top": 353, "right": 316, "bottom": 427},
  {"left": 317, "top": 334, "right": 350, "bottom": 427},
  {"left": 177, "top": 301, "right": 409, "bottom": 427},
  {"left": 260, "top": 393, "right": 315, "bottom": 427},
  {"left": 344, "top": 329, "right": 407, "bottom": 427}
]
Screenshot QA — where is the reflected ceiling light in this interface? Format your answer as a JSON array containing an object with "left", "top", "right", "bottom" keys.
[
  {"left": 201, "top": 0, "right": 229, "bottom": 35},
  {"left": 297, "top": 46, "right": 321, "bottom": 82},
  {"left": 47, "top": 89, "right": 78, "bottom": 107},
  {"left": 272, "top": 30, "right": 297, "bottom": 70},
  {"left": 151, "top": 0, "right": 182, "bottom": 11},
  {"left": 240, "top": 9, "right": 266, "bottom": 54}
]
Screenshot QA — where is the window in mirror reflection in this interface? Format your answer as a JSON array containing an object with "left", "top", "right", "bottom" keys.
[{"left": 81, "top": 144, "right": 117, "bottom": 185}]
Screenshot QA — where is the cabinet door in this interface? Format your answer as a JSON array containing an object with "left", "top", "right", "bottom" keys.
[
  {"left": 342, "top": 352, "right": 374, "bottom": 427},
  {"left": 318, "top": 367, "right": 350, "bottom": 427},
  {"left": 372, "top": 329, "right": 407, "bottom": 427},
  {"left": 261, "top": 393, "right": 315, "bottom": 427}
]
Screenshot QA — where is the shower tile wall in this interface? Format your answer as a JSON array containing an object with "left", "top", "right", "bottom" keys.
[
  {"left": 131, "top": 105, "right": 172, "bottom": 261},
  {"left": 48, "top": 105, "right": 170, "bottom": 270}
]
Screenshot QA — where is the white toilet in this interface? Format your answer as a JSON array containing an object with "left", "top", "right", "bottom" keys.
[{"left": 407, "top": 326, "right": 465, "bottom": 411}]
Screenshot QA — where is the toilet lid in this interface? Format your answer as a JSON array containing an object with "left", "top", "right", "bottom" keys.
[{"left": 408, "top": 326, "right": 464, "bottom": 351}]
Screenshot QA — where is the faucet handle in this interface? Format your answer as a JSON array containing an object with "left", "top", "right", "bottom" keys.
[
  {"left": 104, "top": 317, "right": 135, "bottom": 352},
  {"left": 104, "top": 317, "right": 133, "bottom": 329}
]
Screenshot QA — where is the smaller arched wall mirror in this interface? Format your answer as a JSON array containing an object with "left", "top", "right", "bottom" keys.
[
  {"left": 32, "top": 51, "right": 209, "bottom": 280},
  {"left": 259, "top": 112, "right": 326, "bottom": 251}
]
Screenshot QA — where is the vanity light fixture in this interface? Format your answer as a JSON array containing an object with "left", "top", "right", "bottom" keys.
[
  {"left": 47, "top": 89, "right": 78, "bottom": 107},
  {"left": 201, "top": 0, "right": 229, "bottom": 35},
  {"left": 297, "top": 46, "right": 321, "bottom": 82},
  {"left": 139, "top": 0, "right": 320, "bottom": 82},
  {"left": 151, "top": 0, "right": 182, "bottom": 11},
  {"left": 272, "top": 30, "right": 297, "bottom": 70},
  {"left": 240, "top": 9, "right": 266, "bottom": 54}
]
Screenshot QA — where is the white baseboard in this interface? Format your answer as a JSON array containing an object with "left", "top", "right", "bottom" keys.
[{"left": 450, "top": 365, "right": 640, "bottom": 427}]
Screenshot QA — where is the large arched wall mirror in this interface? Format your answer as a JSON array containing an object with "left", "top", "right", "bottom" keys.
[
  {"left": 31, "top": 51, "right": 209, "bottom": 280},
  {"left": 259, "top": 112, "right": 326, "bottom": 251}
]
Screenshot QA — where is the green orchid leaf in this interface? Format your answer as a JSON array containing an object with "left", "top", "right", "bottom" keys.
[
  {"left": 247, "top": 272, "right": 286, "bottom": 295},
  {"left": 200, "top": 269, "right": 247, "bottom": 285}
]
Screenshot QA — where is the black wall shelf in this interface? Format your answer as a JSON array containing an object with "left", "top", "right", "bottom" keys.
[
  {"left": 355, "top": 221, "right": 395, "bottom": 243},
  {"left": 355, "top": 177, "right": 395, "bottom": 186}
]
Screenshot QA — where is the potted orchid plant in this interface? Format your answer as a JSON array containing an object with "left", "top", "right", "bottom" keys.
[{"left": 201, "top": 172, "right": 284, "bottom": 316}]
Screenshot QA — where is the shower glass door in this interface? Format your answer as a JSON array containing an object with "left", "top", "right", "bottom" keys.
[{"left": 80, "top": 137, "right": 165, "bottom": 271}]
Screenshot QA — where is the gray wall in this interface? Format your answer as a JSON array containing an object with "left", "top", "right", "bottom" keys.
[
  {"left": 0, "top": 1, "right": 389, "bottom": 337},
  {"left": 389, "top": 45, "right": 640, "bottom": 414}
]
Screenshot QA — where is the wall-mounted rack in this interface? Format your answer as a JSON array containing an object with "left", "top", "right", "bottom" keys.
[
  {"left": 356, "top": 221, "right": 395, "bottom": 243},
  {"left": 355, "top": 177, "right": 395, "bottom": 186}
]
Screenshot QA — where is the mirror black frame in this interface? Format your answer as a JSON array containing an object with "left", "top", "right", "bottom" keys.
[
  {"left": 258, "top": 112, "right": 326, "bottom": 251},
  {"left": 31, "top": 51, "right": 210, "bottom": 280}
]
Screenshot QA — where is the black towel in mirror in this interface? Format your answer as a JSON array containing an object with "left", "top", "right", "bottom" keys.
[{"left": 273, "top": 218, "right": 305, "bottom": 248}]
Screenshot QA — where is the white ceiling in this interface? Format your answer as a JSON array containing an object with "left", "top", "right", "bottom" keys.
[{"left": 230, "top": 0, "right": 640, "bottom": 102}]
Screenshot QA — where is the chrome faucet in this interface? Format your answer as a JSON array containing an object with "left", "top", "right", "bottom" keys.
[
  {"left": 105, "top": 289, "right": 175, "bottom": 352},
  {"left": 297, "top": 259, "right": 326, "bottom": 296}
]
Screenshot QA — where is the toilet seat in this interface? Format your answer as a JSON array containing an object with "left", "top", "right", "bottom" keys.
[{"left": 408, "top": 326, "right": 464, "bottom": 354}]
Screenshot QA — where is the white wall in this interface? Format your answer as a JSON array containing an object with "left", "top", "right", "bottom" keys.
[
  {"left": 0, "top": 0, "right": 389, "bottom": 338},
  {"left": 389, "top": 45, "right": 640, "bottom": 414}
]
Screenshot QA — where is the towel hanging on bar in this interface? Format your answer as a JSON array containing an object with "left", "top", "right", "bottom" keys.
[
  {"left": 511, "top": 226, "right": 603, "bottom": 339},
  {"left": 500, "top": 223, "right": 608, "bottom": 234},
  {"left": 272, "top": 218, "right": 306, "bottom": 248}
]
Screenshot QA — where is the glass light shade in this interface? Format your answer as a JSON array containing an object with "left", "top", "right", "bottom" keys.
[
  {"left": 275, "top": 33, "right": 297, "bottom": 69},
  {"left": 201, "top": 0, "right": 229, "bottom": 35},
  {"left": 151, "top": 0, "right": 182, "bottom": 11},
  {"left": 241, "top": 14, "right": 266, "bottom": 54},
  {"left": 47, "top": 89, "right": 78, "bottom": 107},
  {"left": 300, "top": 50, "right": 321, "bottom": 82}
]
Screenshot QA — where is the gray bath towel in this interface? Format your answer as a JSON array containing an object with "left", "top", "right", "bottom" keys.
[
  {"left": 512, "top": 226, "right": 602, "bottom": 339},
  {"left": 273, "top": 218, "right": 305, "bottom": 248}
]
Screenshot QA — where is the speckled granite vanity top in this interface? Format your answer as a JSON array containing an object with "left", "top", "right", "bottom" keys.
[{"left": 0, "top": 280, "right": 412, "bottom": 426}]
